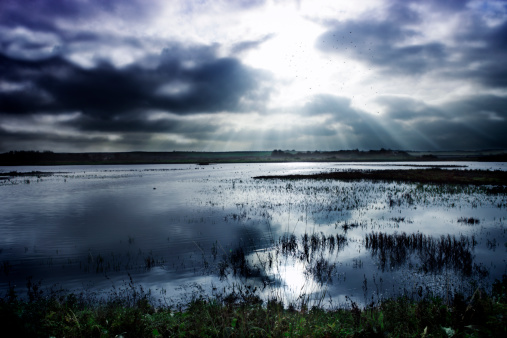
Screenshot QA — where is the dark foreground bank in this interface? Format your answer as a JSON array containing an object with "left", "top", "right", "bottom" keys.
[{"left": 1, "top": 276, "right": 506, "bottom": 337}]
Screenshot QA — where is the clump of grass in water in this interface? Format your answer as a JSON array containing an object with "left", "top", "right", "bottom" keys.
[
  {"left": 364, "top": 232, "right": 483, "bottom": 277},
  {"left": 457, "top": 217, "right": 480, "bottom": 225},
  {"left": 305, "top": 256, "right": 336, "bottom": 284}
]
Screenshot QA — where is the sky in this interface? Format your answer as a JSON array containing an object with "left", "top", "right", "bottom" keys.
[{"left": 1, "top": 0, "right": 507, "bottom": 152}]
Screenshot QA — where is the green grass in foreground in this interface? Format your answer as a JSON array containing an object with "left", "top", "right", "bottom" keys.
[{"left": 1, "top": 276, "right": 506, "bottom": 337}]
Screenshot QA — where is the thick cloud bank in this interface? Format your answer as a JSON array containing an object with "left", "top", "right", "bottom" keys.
[{"left": 1, "top": 0, "right": 506, "bottom": 151}]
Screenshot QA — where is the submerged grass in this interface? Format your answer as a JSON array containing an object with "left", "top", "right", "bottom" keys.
[
  {"left": 1, "top": 275, "right": 506, "bottom": 337},
  {"left": 364, "top": 232, "right": 480, "bottom": 276}
]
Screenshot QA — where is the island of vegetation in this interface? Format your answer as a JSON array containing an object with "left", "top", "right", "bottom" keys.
[{"left": 254, "top": 168, "right": 507, "bottom": 187}]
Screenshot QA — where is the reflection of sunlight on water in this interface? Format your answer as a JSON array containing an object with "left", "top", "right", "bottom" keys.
[
  {"left": 279, "top": 260, "right": 310, "bottom": 292},
  {"left": 250, "top": 249, "right": 323, "bottom": 305},
  {"left": 277, "top": 259, "right": 326, "bottom": 306},
  {"left": 266, "top": 162, "right": 338, "bottom": 176}
]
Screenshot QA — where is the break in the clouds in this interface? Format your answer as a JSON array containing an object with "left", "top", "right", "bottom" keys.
[{"left": 1, "top": 0, "right": 506, "bottom": 152}]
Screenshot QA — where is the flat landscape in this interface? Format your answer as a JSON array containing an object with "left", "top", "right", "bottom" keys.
[
  {"left": 2, "top": 1, "right": 507, "bottom": 335},
  {"left": 1, "top": 161, "right": 506, "bottom": 336},
  {"left": 1, "top": 149, "right": 507, "bottom": 165}
]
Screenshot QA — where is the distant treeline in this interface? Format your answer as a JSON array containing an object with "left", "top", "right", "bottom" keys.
[{"left": 1, "top": 149, "right": 506, "bottom": 166}]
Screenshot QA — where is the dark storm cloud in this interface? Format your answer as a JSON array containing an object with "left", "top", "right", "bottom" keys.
[
  {"left": 230, "top": 34, "right": 275, "bottom": 54},
  {"left": 0, "top": 45, "right": 269, "bottom": 119},
  {"left": 0, "top": 125, "right": 181, "bottom": 152},
  {"left": 375, "top": 96, "right": 442, "bottom": 121},
  {"left": 0, "top": 124, "right": 118, "bottom": 152},
  {"left": 294, "top": 94, "right": 400, "bottom": 148},
  {"left": 1, "top": 0, "right": 505, "bottom": 152},
  {"left": 375, "top": 94, "right": 507, "bottom": 149},
  {"left": 378, "top": 94, "right": 507, "bottom": 122},
  {"left": 300, "top": 95, "right": 358, "bottom": 117},
  {"left": 289, "top": 93, "right": 507, "bottom": 150},
  {"left": 0, "top": 0, "right": 275, "bottom": 152},
  {"left": 316, "top": 0, "right": 507, "bottom": 88},
  {"left": 316, "top": 15, "right": 447, "bottom": 75},
  {"left": 310, "top": 0, "right": 507, "bottom": 150},
  {"left": 65, "top": 113, "right": 221, "bottom": 135},
  {"left": 452, "top": 19, "right": 507, "bottom": 88},
  {"left": 300, "top": 95, "right": 374, "bottom": 132},
  {"left": 0, "top": 0, "right": 165, "bottom": 62},
  {"left": 444, "top": 94, "right": 507, "bottom": 119},
  {"left": 405, "top": 0, "right": 470, "bottom": 11},
  {"left": 408, "top": 117, "right": 507, "bottom": 150},
  {"left": 0, "top": 0, "right": 156, "bottom": 32}
]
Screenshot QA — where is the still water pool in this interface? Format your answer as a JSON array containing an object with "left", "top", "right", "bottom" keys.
[{"left": 1, "top": 162, "right": 506, "bottom": 307}]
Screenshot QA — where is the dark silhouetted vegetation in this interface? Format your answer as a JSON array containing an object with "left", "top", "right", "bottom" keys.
[
  {"left": 1, "top": 275, "right": 505, "bottom": 337},
  {"left": 365, "top": 232, "right": 480, "bottom": 276},
  {"left": 255, "top": 168, "right": 507, "bottom": 186}
]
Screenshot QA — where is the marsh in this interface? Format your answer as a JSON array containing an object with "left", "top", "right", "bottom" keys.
[{"left": 1, "top": 162, "right": 505, "bottom": 308}]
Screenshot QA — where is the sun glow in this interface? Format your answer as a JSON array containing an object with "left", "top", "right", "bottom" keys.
[{"left": 278, "top": 260, "right": 312, "bottom": 293}]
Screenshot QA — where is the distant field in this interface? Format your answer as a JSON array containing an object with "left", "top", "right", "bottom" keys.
[{"left": 1, "top": 149, "right": 506, "bottom": 165}]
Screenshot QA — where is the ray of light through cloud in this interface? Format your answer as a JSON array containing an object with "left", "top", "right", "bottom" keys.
[{"left": 0, "top": 0, "right": 506, "bottom": 152}]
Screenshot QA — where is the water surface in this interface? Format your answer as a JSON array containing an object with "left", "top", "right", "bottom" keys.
[{"left": 1, "top": 162, "right": 505, "bottom": 307}]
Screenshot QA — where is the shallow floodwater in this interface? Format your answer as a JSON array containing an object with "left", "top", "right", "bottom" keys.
[{"left": 1, "top": 162, "right": 506, "bottom": 307}]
